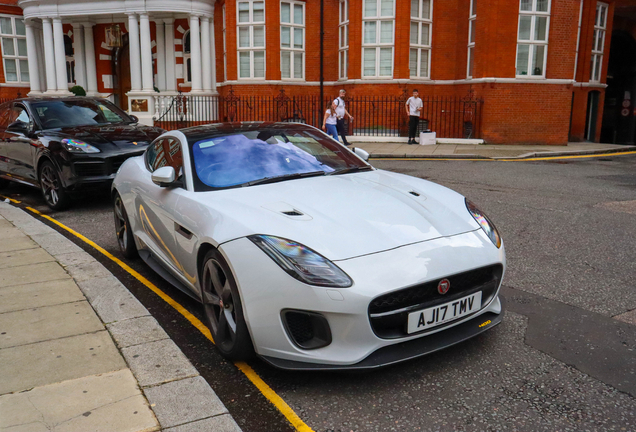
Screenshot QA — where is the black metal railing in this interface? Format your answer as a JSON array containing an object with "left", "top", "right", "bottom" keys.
[{"left": 154, "top": 89, "right": 484, "bottom": 139}]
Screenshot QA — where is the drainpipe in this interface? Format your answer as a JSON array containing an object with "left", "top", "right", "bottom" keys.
[{"left": 320, "top": 0, "right": 324, "bottom": 106}]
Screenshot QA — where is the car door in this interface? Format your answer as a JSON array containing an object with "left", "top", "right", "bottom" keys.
[
  {"left": 5, "top": 103, "right": 38, "bottom": 184},
  {"left": 136, "top": 137, "right": 192, "bottom": 286},
  {"left": 0, "top": 102, "right": 12, "bottom": 177}
]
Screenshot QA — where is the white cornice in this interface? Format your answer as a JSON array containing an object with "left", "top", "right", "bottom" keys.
[{"left": 218, "top": 78, "right": 600, "bottom": 87}]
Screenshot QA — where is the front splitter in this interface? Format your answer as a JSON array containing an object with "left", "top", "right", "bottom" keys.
[{"left": 259, "top": 300, "right": 504, "bottom": 371}]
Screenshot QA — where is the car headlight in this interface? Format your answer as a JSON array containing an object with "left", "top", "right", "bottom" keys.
[
  {"left": 466, "top": 199, "right": 502, "bottom": 248},
  {"left": 248, "top": 235, "right": 353, "bottom": 288},
  {"left": 62, "top": 138, "right": 100, "bottom": 153}
]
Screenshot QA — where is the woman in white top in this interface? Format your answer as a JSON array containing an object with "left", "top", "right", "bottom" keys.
[{"left": 322, "top": 101, "right": 339, "bottom": 142}]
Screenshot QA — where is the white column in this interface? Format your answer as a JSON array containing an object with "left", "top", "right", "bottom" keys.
[
  {"left": 128, "top": 14, "right": 142, "bottom": 91},
  {"left": 155, "top": 19, "right": 166, "bottom": 91},
  {"left": 164, "top": 18, "right": 176, "bottom": 91},
  {"left": 24, "top": 20, "right": 41, "bottom": 94},
  {"left": 209, "top": 17, "right": 217, "bottom": 93},
  {"left": 200, "top": 16, "right": 211, "bottom": 92},
  {"left": 71, "top": 23, "right": 86, "bottom": 89},
  {"left": 139, "top": 14, "right": 154, "bottom": 92},
  {"left": 83, "top": 23, "right": 98, "bottom": 95},
  {"left": 41, "top": 18, "right": 57, "bottom": 92},
  {"left": 35, "top": 28, "right": 47, "bottom": 91},
  {"left": 189, "top": 15, "right": 202, "bottom": 92},
  {"left": 52, "top": 17, "right": 69, "bottom": 93}
]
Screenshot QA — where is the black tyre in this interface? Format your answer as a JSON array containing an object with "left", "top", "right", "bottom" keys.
[
  {"left": 0, "top": 177, "right": 9, "bottom": 190},
  {"left": 113, "top": 192, "right": 138, "bottom": 259},
  {"left": 39, "top": 160, "right": 70, "bottom": 210},
  {"left": 201, "top": 248, "right": 254, "bottom": 360}
]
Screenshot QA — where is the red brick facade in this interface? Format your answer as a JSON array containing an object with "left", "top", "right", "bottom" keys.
[{"left": 2, "top": 0, "right": 631, "bottom": 144}]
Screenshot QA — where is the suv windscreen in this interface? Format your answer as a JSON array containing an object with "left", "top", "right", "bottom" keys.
[
  {"left": 189, "top": 128, "right": 371, "bottom": 190},
  {"left": 31, "top": 99, "right": 131, "bottom": 129}
]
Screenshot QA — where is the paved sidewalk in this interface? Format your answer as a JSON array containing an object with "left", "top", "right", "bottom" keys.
[
  {"left": 0, "top": 202, "right": 241, "bottom": 432},
  {"left": 351, "top": 141, "right": 636, "bottom": 159}
]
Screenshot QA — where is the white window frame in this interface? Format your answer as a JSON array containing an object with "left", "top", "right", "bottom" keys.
[
  {"left": 409, "top": 0, "right": 432, "bottom": 79},
  {"left": 237, "top": 0, "right": 266, "bottom": 80},
  {"left": 590, "top": 2, "right": 607, "bottom": 82},
  {"left": 362, "top": 0, "right": 395, "bottom": 79},
  {"left": 0, "top": 15, "right": 28, "bottom": 84},
  {"left": 339, "top": 0, "right": 349, "bottom": 80},
  {"left": 182, "top": 30, "right": 192, "bottom": 84},
  {"left": 467, "top": 0, "right": 475, "bottom": 78},
  {"left": 280, "top": 1, "right": 305, "bottom": 80},
  {"left": 515, "top": 0, "right": 550, "bottom": 78},
  {"left": 222, "top": 4, "right": 227, "bottom": 82}
]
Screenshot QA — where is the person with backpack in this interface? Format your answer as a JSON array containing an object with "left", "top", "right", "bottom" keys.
[{"left": 333, "top": 89, "right": 354, "bottom": 146}]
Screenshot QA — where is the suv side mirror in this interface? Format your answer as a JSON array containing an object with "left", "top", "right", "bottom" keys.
[
  {"left": 151, "top": 166, "right": 177, "bottom": 187},
  {"left": 7, "top": 120, "right": 30, "bottom": 134},
  {"left": 129, "top": 115, "right": 139, "bottom": 123}
]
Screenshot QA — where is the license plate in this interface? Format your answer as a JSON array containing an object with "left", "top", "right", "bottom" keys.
[{"left": 407, "top": 291, "right": 482, "bottom": 334}]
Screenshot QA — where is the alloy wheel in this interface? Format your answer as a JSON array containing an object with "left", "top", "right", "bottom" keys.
[
  {"left": 202, "top": 259, "right": 238, "bottom": 349},
  {"left": 40, "top": 165, "right": 59, "bottom": 206},
  {"left": 114, "top": 196, "right": 128, "bottom": 251}
]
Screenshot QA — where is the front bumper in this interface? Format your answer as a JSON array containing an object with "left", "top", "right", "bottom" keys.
[
  {"left": 58, "top": 151, "right": 145, "bottom": 190},
  {"left": 221, "top": 229, "right": 505, "bottom": 369},
  {"left": 261, "top": 304, "right": 503, "bottom": 370}
]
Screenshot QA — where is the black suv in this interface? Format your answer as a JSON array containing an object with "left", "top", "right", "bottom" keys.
[{"left": 0, "top": 97, "right": 164, "bottom": 210}]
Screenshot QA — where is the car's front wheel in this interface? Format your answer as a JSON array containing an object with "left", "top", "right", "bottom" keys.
[
  {"left": 0, "top": 177, "right": 9, "bottom": 190},
  {"left": 113, "top": 192, "right": 138, "bottom": 259},
  {"left": 39, "top": 160, "right": 70, "bottom": 210},
  {"left": 201, "top": 248, "right": 254, "bottom": 360}
]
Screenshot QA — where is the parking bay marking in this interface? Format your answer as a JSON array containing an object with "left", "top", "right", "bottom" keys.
[{"left": 21, "top": 205, "right": 314, "bottom": 432}]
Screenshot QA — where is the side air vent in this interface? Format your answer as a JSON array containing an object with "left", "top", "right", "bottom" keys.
[
  {"left": 282, "top": 210, "right": 304, "bottom": 216},
  {"left": 409, "top": 191, "right": 420, "bottom": 197}
]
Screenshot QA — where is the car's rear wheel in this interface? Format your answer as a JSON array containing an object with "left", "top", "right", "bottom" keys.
[
  {"left": 201, "top": 248, "right": 254, "bottom": 360},
  {"left": 113, "top": 193, "right": 138, "bottom": 259},
  {"left": 39, "top": 161, "right": 70, "bottom": 210}
]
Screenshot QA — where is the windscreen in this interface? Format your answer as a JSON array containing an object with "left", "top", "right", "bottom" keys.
[
  {"left": 190, "top": 128, "right": 369, "bottom": 190},
  {"left": 32, "top": 99, "right": 130, "bottom": 129}
]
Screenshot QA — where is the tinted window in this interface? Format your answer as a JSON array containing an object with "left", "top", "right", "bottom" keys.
[
  {"left": 0, "top": 102, "right": 12, "bottom": 130},
  {"left": 189, "top": 128, "right": 369, "bottom": 190},
  {"left": 31, "top": 99, "right": 130, "bottom": 128},
  {"left": 146, "top": 138, "right": 183, "bottom": 175},
  {"left": 8, "top": 105, "right": 31, "bottom": 127}
]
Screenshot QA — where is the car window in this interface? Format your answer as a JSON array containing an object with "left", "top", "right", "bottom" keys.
[
  {"left": 9, "top": 105, "right": 30, "bottom": 124},
  {"left": 189, "top": 128, "right": 369, "bottom": 190},
  {"left": 31, "top": 99, "right": 130, "bottom": 128},
  {"left": 146, "top": 138, "right": 183, "bottom": 176},
  {"left": 0, "top": 102, "right": 12, "bottom": 130}
]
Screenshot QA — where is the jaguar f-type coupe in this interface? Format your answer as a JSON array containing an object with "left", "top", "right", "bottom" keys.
[{"left": 112, "top": 122, "right": 505, "bottom": 370}]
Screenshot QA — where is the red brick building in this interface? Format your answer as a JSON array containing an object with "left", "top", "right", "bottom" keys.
[{"left": 1, "top": 0, "right": 635, "bottom": 144}]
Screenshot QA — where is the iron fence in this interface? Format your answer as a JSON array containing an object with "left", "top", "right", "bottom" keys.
[{"left": 154, "top": 89, "right": 483, "bottom": 139}]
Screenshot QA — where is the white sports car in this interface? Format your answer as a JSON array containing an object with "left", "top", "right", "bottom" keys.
[{"left": 112, "top": 122, "right": 505, "bottom": 370}]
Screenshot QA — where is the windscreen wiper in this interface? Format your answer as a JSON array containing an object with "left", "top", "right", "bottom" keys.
[
  {"left": 327, "top": 166, "right": 374, "bottom": 176},
  {"left": 244, "top": 170, "right": 326, "bottom": 186}
]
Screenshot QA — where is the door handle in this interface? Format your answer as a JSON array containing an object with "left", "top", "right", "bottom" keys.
[{"left": 174, "top": 222, "right": 194, "bottom": 240}]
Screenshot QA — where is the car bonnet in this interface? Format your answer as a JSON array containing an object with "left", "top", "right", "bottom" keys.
[{"left": 190, "top": 169, "right": 479, "bottom": 261}]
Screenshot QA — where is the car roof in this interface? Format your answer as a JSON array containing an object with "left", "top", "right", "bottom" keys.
[
  {"left": 13, "top": 96, "right": 108, "bottom": 104},
  {"left": 179, "top": 122, "right": 315, "bottom": 143}
]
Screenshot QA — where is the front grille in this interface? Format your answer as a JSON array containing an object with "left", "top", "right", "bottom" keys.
[
  {"left": 369, "top": 264, "right": 503, "bottom": 339},
  {"left": 73, "top": 162, "right": 106, "bottom": 177},
  {"left": 73, "top": 152, "right": 144, "bottom": 178}
]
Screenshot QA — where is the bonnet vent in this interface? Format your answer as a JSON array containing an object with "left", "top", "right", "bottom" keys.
[{"left": 282, "top": 210, "right": 304, "bottom": 216}]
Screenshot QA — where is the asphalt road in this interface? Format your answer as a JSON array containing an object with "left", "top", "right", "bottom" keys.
[{"left": 2, "top": 154, "right": 635, "bottom": 432}]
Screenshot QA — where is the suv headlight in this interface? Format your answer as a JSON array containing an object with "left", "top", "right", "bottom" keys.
[
  {"left": 62, "top": 138, "right": 100, "bottom": 153},
  {"left": 466, "top": 199, "right": 502, "bottom": 248},
  {"left": 248, "top": 235, "right": 353, "bottom": 288}
]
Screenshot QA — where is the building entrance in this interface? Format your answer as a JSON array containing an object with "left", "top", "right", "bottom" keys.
[
  {"left": 600, "top": 30, "right": 636, "bottom": 144},
  {"left": 113, "top": 34, "right": 131, "bottom": 110}
]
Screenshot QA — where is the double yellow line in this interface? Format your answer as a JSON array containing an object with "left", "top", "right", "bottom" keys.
[
  {"left": 0, "top": 196, "right": 313, "bottom": 432},
  {"left": 370, "top": 150, "right": 636, "bottom": 162}
]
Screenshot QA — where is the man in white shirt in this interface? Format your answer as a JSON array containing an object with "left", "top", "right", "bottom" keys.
[
  {"left": 405, "top": 89, "right": 423, "bottom": 144},
  {"left": 333, "top": 89, "right": 354, "bottom": 146}
]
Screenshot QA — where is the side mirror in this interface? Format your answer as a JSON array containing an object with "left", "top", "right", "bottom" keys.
[
  {"left": 353, "top": 147, "right": 370, "bottom": 162},
  {"left": 151, "top": 166, "right": 176, "bottom": 187},
  {"left": 7, "top": 121, "right": 29, "bottom": 134},
  {"left": 129, "top": 115, "right": 139, "bottom": 123}
]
